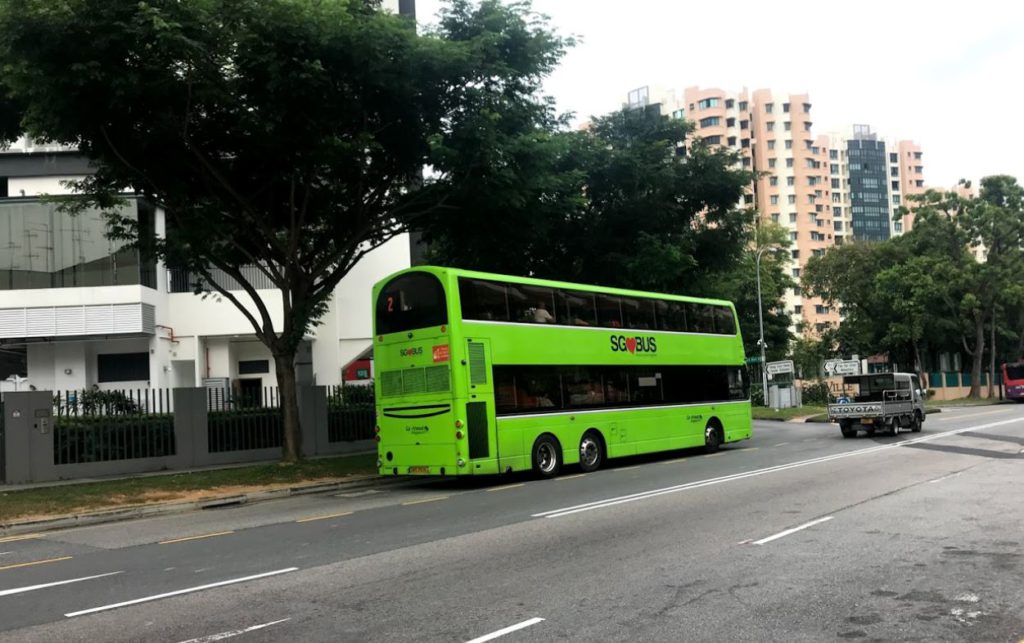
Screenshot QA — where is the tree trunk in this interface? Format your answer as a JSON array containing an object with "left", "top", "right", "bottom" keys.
[
  {"left": 274, "top": 352, "right": 302, "bottom": 463},
  {"left": 988, "top": 309, "right": 996, "bottom": 400},
  {"left": 913, "top": 340, "right": 925, "bottom": 386},
  {"left": 969, "top": 313, "right": 985, "bottom": 399}
]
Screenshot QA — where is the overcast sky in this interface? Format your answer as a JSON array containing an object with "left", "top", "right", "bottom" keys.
[{"left": 415, "top": 0, "right": 1024, "bottom": 189}]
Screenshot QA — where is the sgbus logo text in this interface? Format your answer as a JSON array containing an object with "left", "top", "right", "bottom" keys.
[{"left": 610, "top": 335, "right": 656, "bottom": 354}]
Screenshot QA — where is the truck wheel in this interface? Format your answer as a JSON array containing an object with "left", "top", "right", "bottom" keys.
[
  {"left": 840, "top": 422, "right": 857, "bottom": 439},
  {"left": 889, "top": 418, "right": 900, "bottom": 436},
  {"left": 911, "top": 413, "right": 923, "bottom": 433}
]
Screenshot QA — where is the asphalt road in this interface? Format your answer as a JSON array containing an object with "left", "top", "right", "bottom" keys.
[{"left": 1, "top": 405, "right": 1022, "bottom": 642}]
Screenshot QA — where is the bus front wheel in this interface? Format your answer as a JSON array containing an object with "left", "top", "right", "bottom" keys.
[
  {"left": 578, "top": 430, "right": 605, "bottom": 473},
  {"left": 532, "top": 434, "right": 563, "bottom": 479}
]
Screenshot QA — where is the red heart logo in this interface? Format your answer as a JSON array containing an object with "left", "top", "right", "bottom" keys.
[{"left": 626, "top": 337, "right": 637, "bottom": 354}]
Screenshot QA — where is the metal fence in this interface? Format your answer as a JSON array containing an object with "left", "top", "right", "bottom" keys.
[
  {"left": 207, "top": 386, "right": 283, "bottom": 453},
  {"left": 53, "top": 389, "right": 176, "bottom": 464},
  {"left": 168, "top": 265, "right": 277, "bottom": 294},
  {"left": 327, "top": 385, "right": 375, "bottom": 443}
]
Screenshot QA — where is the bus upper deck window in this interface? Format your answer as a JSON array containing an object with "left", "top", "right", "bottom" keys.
[{"left": 376, "top": 273, "right": 448, "bottom": 335}]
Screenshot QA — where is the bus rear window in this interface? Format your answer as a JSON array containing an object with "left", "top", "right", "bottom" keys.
[
  {"left": 1006, "top": 364, "right": 1024, "bottom": 381},
  {"left": 376, "top": 273, "right": 448, "bottom": 335}
]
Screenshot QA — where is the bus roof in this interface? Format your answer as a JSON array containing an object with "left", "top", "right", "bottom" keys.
[{"left": 378, "top": 266, "right": 737, "bottom": 309}]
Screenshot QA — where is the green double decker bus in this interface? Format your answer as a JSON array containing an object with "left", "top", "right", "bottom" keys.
[{"left": 372, "top": 267, "right": 751, "bottom": 478}]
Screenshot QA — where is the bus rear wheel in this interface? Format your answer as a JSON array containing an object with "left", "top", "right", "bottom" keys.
[
  {"left": 578, "top": 430, "right": 604, "bottom": 473},
  {"left": 532, "top": 434, "right": 562, "bottom": 479},
  {"left": 704, "top": 421, "right": 722, "bottom": 453}
]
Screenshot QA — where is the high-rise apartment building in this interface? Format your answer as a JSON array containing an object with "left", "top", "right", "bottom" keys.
[{"left": 625, "top": 86, "right": 925, "bottom": 337}]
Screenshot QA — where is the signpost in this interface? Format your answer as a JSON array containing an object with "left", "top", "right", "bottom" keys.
[
  {"left": 765, "top": 360, "right": 795, "bottom": 377},
  {"left": 823, "top": 359, "right": 861, "bottom": 377}
]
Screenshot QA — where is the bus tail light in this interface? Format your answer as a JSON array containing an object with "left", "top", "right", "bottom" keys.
[
  {"left": 455, "top": 420, "right": 464, "bottom": 428},
  {"left": 457, "top": 458, "right": 466, "bottom": 468},
  {"left": 456, "top": 430, "right": 464, "bottom": 440},
  {"left": 374, "top": 425, "right": 381, "bottom": 434},
  {"left": 374, "top": 435, "right": 381, "bottom": 443}
]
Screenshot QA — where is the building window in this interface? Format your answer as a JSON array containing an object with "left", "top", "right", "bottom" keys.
[
  {"left": 768, "top": 140, "right": 776, "bottom": 150},
  {"left": 700, "top": 116, "right": 721, "bottom": 127},
  {"left": 786, "top": 158, "right": 794, "bottom": 168},
  {"left": 893, "top": 194, "right": 901, "bottom": 205},
  {"left": 771, "top": 213, "right": 780, "bottom": 223},
  {"left": 791, "top": 250, "right": 800, "bottom": 259},
  {"left": 830, "top": 163, "right": 839, "bottom": 174},
  {"left": 890, "top": 153, "right": 898, "bottom": 163},
  {"left": 787, "top": 176, "right": 795, "bottom": 186},
  {"left": 830, "top": 150, "right": 839, "bottom": 160},
  {"left": 697, "top": 97, "right": 721, "bottom": 110},
  {"left": 804, "top": 122, "right": 812, "bottom": 131},
  {"left": 727, "top": 136, "right": 737, "bottom": 146},
  {"left": 741, "top": 138, "right": 750, "bottom": 148},
  {"left": 895, "top": 222, "right": 903, "bottom": 233},
  {"left": 914, "top": 152, "right": 922, "bottom": 159},
  {"left": 769, "top": 158, "right": 777, "bottom": 168},
  {"left": 803, "top": 103, "right": 812, "bottom": 112},
  {"left": 725, "top": 99, "right": 735, "bottom": 109},
  {"left": 792, "top": 268, "right": 801, "bottom": 277},
  {"left": 794, "top": 305, "right": 803, "bottom": 314},
  {"left": 787, "top": 195, "right": 796, "bottom": 204},
  {"left": 789, "top": 231, "right": 798, "bottom": 241},
  {"left": 703, "top": 135, "right": 721, "bottom": 145},
  {"left": 766, "top": 121, "right": 775, "bottom": 132},
  {"left": 769, "top": 176, "right": 778, "bottom": 186},
  {"left": 765, "top": 103, "right": 774, "bottom": 113},
  {"left": 238, "top": 360, "right": 270, "bottom": 375},
  {"left": 770, "top": 195, "right": 779, "bottom": 205},
  {"left": 831, "top": 178, "right": 840, "bottom": 189},
  {"left": 892, "top": 180, "right": 900, "bottom": 190},
  {"left": 671, "top": 109, "right": 684, "bottom": 120},
  {"left": 740, "top": 120, "right": 749, "bottom": 130},
  {"left": 783, "top": 102, "right": 790, "bottom": 113},
  {"left": 789, "top": 213, "right": 798, "bottom": 223},
  {"left": 785, "top": 139, "right": 793, "bottom": 150},
  {"left": 891, "top": 167, "right": 899, "bottom": 177},
  {"left": 915, "top": 180, "right": 924, "bottom": 187},
  {"left": 784, "top": 121, "right": 792, "bottom": 131},
  {"left": 915, "top": 166, "right": 923, "bottom": 173},
  {"left": 742, "top": 157, "right": 751, "bottom": 167},
  {"left": 726, "top": 117, "right": 736, "bottom": 127},
  {"left": 833, "top": 207, "right": 842, "bottom": 216},
  {"left": 834, "top": 220, "right": 843, "bottom": 230},
  {"left": 739, "top": 101, "right": 748, "bottom": 111},
  {"left": 815, "top": 305, "right": 829, "bottom": 314},
  {"left": 832, "top": 193, "right": 841, "bottom": 203},
  {"left": 98, "top": 353, "right": 150, "bottom": 383}
]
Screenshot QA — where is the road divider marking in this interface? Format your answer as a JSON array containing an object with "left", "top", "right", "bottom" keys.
[
  {"left": 401, "top": 496, "right": 448, "bottom": 506},
  {"left": 0, "top": 534, "right": 42, "bottom": 544},
  {"left": 533, "top": 417, "right": 1022, "bottom": 519},
  {"left": 773, "top": 443, "right": 789, "bottom": 447},
  {"left": 705, "top": 453, "right": 723, "bottom": 458},
  {"left": 556, "top": 474, "right": 587, "bottom": 481},
  {"left": 176, "top": 617, "right": 291, "bottom": 643},
  {"left": 660, "top": 458, "right": 689, "bottom": 465},
  {"left": 64, "top": 568, "right": 299, "bottom": 618},
  {"left": 735, "top": 447, "right": 759, "bottom": 452},
  {"left": 936, "top": 409, "right": 1008, "bottom": 422},
  {"left": 752, "top": 516, "right": 833, "bottom": 545},
  {"left": 0, "top": 552, "right": 11, "bottom": 557},
  {"left": 466, "top": 617, "right": 545, "bottom": 643},
  {"left": 486, "top": 483, "right": 525, "bottom": 493},
  {"left": 0, "top": 571, "right": 122, "bottom": 598},
  {"left": 614, "top": 465, "right": 642, "bottom": 472},
  {"left": 0, "top": 556, "right": 72, "bottom": 572},
  {"left": 296, "top": 511, "right": 353, "bottom": 523},
  {"left": 160, "top": 531, "right": 234, "bottom": 545}
]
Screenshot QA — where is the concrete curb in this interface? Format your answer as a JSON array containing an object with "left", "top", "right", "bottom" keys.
[{"left": 0, "top": 474, "right": 404, "bottom": 537}]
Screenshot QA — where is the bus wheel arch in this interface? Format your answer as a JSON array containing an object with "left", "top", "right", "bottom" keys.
[
  {"left": 704, "top": 418, "right": 724, "bottom": 453},
  {"left": 578, "top": 429, "right": 606, "bottom": 473},
  {"left": 531, "top": 433, "right": 563, "bottom": 478}
]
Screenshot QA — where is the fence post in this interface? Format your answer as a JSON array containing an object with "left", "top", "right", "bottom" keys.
[
  {"left": 173, "top": 388, "right": 208, "bottom": 468},
  {"left": 297, "top": 385, "right": 326, "bottom": 457}
]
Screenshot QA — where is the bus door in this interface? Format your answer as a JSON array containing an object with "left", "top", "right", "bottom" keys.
[{"left": 464, "top": 337, "right": 500, "bottom": 471}]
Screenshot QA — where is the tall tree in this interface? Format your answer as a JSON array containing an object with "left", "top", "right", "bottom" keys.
[{"left": 0, "top": 0, "right": 572, "bottom": 460}]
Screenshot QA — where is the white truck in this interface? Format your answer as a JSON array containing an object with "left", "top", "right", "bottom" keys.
[{"left": 827, "top": 373, "right": 926, "bottom": 438}]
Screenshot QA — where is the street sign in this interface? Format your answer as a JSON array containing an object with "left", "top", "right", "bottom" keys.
[
  {"left": 766, "top": 360, "right": 794, "bottom": 376},
  {"left": 823, "top": 359, "right": 861, "bottom": 377},
  {"left": 745, "top": 356, "right": 763, "bottom": 365}
]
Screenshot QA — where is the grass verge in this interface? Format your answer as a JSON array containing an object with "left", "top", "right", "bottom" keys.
[
  {"left": 751, "top": 405, "right": 827, "bottom": 421},
  {"left": 932, "top": 397, "right": 1009, "bottom": 407},
  {"left": 0, "top": 453, "right": 377, "bottom": 524}
]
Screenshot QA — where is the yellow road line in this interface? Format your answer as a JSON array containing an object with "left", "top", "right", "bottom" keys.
[
  {"left": 295, "top": 511, "right": 353, "bottom": 523},
  {"left": 0, "top": 534, "right": 42, "bottom": 544},
  {"left": 486, "top": 483, "right": 525, "bottom": 493},
  {"left": 159, "top": 531, "right": 234, "bottom": 545},
  {"left": 0, "top": 556, "right": 72, "bottom": 572},
  {"left": 401, "top": 496, "right": 449, "bottom": 506},
  {"left": 556, "top": 474, "right": 587, "bottom": 481}
]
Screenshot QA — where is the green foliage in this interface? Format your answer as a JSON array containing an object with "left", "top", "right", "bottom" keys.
[
  {"left": 56, "top": 390, "right": 142, "bottom": 416},
  {"left": 801, "top": 380, "right": 832, "bottom": 405},
  {"left": 328, "top": 384, "right": 375, "bottom": 408},
  {"left": 54, "top": 414, "right": 175, "bottom": 464}
]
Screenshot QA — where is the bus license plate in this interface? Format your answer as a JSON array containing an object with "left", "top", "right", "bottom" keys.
[
  {"left": 860, "top": 418, "right": 874, "bottom": 425},
  {"left": 409, "top": 466, "right": 430, "bottom": 474}
]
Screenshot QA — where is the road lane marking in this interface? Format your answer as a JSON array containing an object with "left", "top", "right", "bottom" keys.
[
  {"left": 486, "top": 483, "right": 525, "bottom": 492},
  {"left": 735, "top": 447, "right": 759, "bottom": 452},
  {"left": 774, "top": 443, "right": 789, "bottom": 447},
  {"left": 705, "top": 453, "right": 723, "bottom": 458},
  {"left": 64, "top": 568, "right": 299, "bottom": 618},
  {"left": 0, "top": 552, "right": 11, "bottom": 557},
  {"left": 295, "top": 511, "right": 353, "bottom": 523},
  {"left": 0, "top": 534, "right": 42, "bottom": 544},
  {"left": 0, "top": 571, "right": 122, "bottom": 598},
  {"left": 160, "top": 531, "right": 234, "bottom": 545},
  {"left": 660, "top": 458, "right": 689, "bottom": 465},
  {"left": 176, "top": 618, "right": 291, "bottom": 643},
  {"left": 401, "top": 496, "right": 448, "bottom": 506},
  {"left": 533, "top": 417, "right": 1022, "bottom": 519},
  {"left": 753, "top": 516, "right": 834, "bottom": 545},
  {"left": 0, "top": 556, "right": 72, "bottom": 572},
  {"left": 614, "top": 465, "right": 642, "bottom": 472},
  {"left": 557, "top": 474, "right": 587, "bottom": 481},
  {"left": 466, "top": 617, "right": 545, "bottom": 643}
]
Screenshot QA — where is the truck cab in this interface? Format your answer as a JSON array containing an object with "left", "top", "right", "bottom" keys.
[{"left": 827, "top": 372, "right": 926, "bottom": 438}]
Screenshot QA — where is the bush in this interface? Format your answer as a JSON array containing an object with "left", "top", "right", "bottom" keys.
[
  {"left": 801, "top": 380, "right": 832, "bottom": 405},
  {"left": 55, "top": 389, "right": 141, "bottom": 416},
  {"left": 329, "top": 383, "right": 375, "bottom": 408}
]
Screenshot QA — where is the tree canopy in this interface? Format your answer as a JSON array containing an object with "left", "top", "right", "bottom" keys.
[{"left": 0, "top": 0, "right": 573, "bottom": 459}]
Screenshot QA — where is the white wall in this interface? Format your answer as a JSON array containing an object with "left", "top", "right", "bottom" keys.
[{"left": 7, "top": 176, "right": 79, "bottom": 197}]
